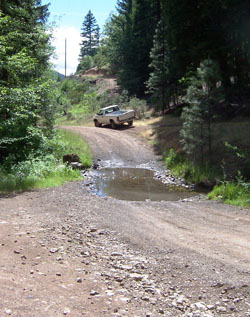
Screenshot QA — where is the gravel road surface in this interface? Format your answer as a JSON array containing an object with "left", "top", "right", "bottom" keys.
[{"left": 0, "top": 125, "right": 249, "bottom": 316}]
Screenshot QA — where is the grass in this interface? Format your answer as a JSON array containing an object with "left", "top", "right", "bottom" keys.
[
  {"left": 57, "top": 129, "right": 92, "bottom": 167},
  {"left": 56, "top": 116, "right": 94, "bottom": 126},
  {"left": 0, "top": 166, "right": 82, "bottom": 193},
  {"left": 0, "top": 129, "right": 93, "bottom": 194},
  {"left": 164, "top": 148, "right": 219, "bottom": 184},
  {"left": 208, "top": 182, "right": 250, "bottom": 207},
  {"left": 145, "top": 115, "right": 250, "bottom": 207}
]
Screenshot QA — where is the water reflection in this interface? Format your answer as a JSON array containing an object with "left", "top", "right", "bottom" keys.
[{"left": 94, "top": 168, "right": 197, "bottom": 201}]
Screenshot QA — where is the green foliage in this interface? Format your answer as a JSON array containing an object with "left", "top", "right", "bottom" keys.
[
  {"left": 66, "top": 92, "right": 98, "bottom": 121},
  {"left": 100, "top": 0, "right": 250, "bottom": 111},
  {"left": 56, "top": 129, "right": 92, "bottom": 168},
  {"left": 56, "top": 75, "right": 131, "bottom": 125},
  {"left": 164, "top": 148, "right": 219, "bottom": 184},
  {"left": 208, "top": 182, "right": 250, "bottom": 207},
  {"left": 76, "top": 56, "right": 94, "bottom": 73},
  {"left": 0, "top": 129, "right": 92, "bottom": 193},
  {"left": 78, "top": 10, "right": 100, "bottom": 63},
  {"left": 93, "top": 45, "right": 110, "bottom": 69},
  {"left": 54, "top": 78, "right": 90, "bottom": 117},
  {"left": 224, "top": 142, "right": 250, "bottom": 180},
  {"left": 0, "top": 156, "right": 82, "bottom": 193},
  {"left": 0, "top": 1, "right": 56, "bottom": 164},
  {"left": 128, "top": 97, "right": 147, "bottom": 119},
  {"left": 180, "top": 60, "right": 224, "bottom": 164},
  {"left": 146, "top": 20, "right": 173, "bottom": 112},
  {"left": 164, "top": 148, "right": 185, "bottom": 169},
  {"left": 208, "top": 143, "right": 250, "bottom": 207},
  {"left": 103, "top": 0, "right": 159, "bottom": 96}
]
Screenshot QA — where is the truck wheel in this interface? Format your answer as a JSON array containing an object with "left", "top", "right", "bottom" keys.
[
  {"left": 128, "top": 120, "right": 133, "bottom": 126},
  {"left": 94, "top": 120, "right": 101, "bottom": 127},
  {"left": 110, "top": 120, "right": 116, "bottom": 129}
]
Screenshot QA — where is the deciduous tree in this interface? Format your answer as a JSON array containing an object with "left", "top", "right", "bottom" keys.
[{"left": 0, "top": 1, "right": 55, "bottom": 164}]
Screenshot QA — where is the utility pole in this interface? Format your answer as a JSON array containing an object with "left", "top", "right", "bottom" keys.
[{"left": 65, "top": 38, "right": 67, "bottom": 78}]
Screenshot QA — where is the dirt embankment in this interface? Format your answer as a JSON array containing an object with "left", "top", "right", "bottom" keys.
[{"left": 0, "top": 125, "right": 250, "bottom": 317}]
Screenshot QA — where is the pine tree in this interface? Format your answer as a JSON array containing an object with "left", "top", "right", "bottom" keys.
[
  {"left": 146, "top": 20, "right": 171, "bottom": 112},
  {"left": 119, "top": 0, "right": 159, "bottom": 96},
  {"left": 79, "top": 10, "right": 100, "bottom": 58},
  {"left": 180, "top": 60, "right": 224, "bottom": 164}
]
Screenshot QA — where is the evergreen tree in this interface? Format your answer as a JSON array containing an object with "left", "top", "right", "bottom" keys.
[
  {"left": 79, "top": 10, "right": 100, "bottom": 58},
  {"left": 120, "top": 0, "right": 159, "bottom": 96},
  {"left": 180, "top": 60, "right": 224, "bottom": 164},
  {"left": 146, "top": 20, "right": 171, "bottom": 112},
  {"left": 103, "top": 0, "right": 159, "bottom": 96}
]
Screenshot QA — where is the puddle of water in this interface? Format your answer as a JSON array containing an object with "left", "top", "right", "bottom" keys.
[{"left": 93, "top": 168, "right": 198, "bottom": 201}]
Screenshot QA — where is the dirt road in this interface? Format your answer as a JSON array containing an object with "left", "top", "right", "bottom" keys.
[{"left": 0, "top": 125, "right": 249, "bottom": 316}]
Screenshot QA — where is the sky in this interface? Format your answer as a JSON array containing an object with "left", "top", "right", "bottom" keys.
[{"left": 41, "top": 0, "right": 118, "bottom": 75}]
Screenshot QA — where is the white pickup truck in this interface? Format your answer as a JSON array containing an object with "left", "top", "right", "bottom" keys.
[{"left": 93, "top": 105, "right": 135, "bottom": 128}]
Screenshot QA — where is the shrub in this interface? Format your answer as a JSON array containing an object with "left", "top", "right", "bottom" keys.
[
  {"left": 0, "top": 129, "right": 92, "bottom": 193},
  {"left": 128, "top": 97, "right": 147, "bottom": 119}
]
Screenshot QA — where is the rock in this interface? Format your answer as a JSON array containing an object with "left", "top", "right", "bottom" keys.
[
  {"left": 144, "top": 287, "right": 155, "bottom": 294},
  {"left": 217, "top": 306, "right": 227, "bottom": 313},
  {"left": 63, "top": 154, "right": 81, "bottom": 164},
  {"left": 63, "top": 308, "right": 71, "bottom": 315},
  {"left": 14, "top": 250, "right": 20, "bottom": 254},
  {"left": 90, "top": 290, "right": 99, "bottom": 296},
  {"left": 114, "top": 276, "right": 123, "bottom": 282},
  {"left": 111, "top": 252, "right": 123, "bottom": 257},
  {"left": 70, "top": 162, "right": 84, "bottom": 170},
  {"left": 213, "top": 282, "right": 224, "bottom": 288},
  {"left": 193, "top": 302, "right": 207, "bottom": 311},
  {"left": 4, "top": 309, "right": 12, "bottom": 315},
  {"left": 50, "top": 248, "right": 59, "bottom": 253},
  {"left": 130, "top": 273, "right": 143, "bottom": 281},
  {"left": 92, "top": 163, "right": 99, "bottom": 169},
  {"left": 76, "top": 277, "right": 82, "bottom": 283},
  {"left": 106, "top": 290, "right": 114, "bottom": 296},
  {"left": 176, "top": 295, "right": 187, "bottom": 305},
  {"left": 56, "top": 256, "right": 63, "bottom": 261},
  {"left": 81, "top": 251, "right": 90, "bottom": 257}
]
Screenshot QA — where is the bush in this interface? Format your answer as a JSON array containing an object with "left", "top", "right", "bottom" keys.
[
  {"left": 164, "top": 148, "right": 184, "bottom": 169},
  {"left": 128, "top": 97, "right": 147, "bottom": 119},
  {"left": 0, "top": 129, "right": 92, "bottom": 193}
]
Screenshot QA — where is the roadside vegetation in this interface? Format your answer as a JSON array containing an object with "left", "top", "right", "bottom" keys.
[
  {"left": 1, "top": 1, "right": 250, "bottom": 206},
  {"left": 0, "top": 129, "right": 92, "bottom": 193},
  {"left": 55, "top": 77, "right": 148, "bottom": 125}
]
